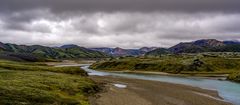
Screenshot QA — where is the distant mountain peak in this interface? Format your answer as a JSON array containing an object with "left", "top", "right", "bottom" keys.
[
  {"left": 0, "top": 42, "right": 108, "bottom": 60},
  {"left": 115, "top": 47, "right": 123, "bottom": 49},
  {"left": 114, "top": 47, "right": 125, "bottom": 51},
  {"left": 169, "top": 39, "right": 225, "bottom": 53},
  {"left": 161, "top": 39, "right": 240, "bottom": 54},
  {"left": 193, "top": 39, "right": 224, "bottom": 47},
  {"left": 0, "top": 42, "right": 5, "bottom": 49},
  {"left": 91, "top": 47, "right": 158, "bottom": 56},
  {"left": 223, "top": 40, "right": 240, "bottom": 45},
  {"left": 140, "top": 47, "right": 158, "bottom": 52},
  {"left": 60, "top": 44, "right": 79, "bottom": 49}
]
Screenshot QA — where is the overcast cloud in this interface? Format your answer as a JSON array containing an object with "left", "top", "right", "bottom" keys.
[{"left": 0, "top": 0, "right": 240, "bottom": 48}]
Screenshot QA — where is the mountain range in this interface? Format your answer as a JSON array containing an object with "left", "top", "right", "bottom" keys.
[
  {"left": 147, "top": 39, "right": 240, "bottom": 56},
  {"left": 0, "top": 43, "right": 108, "bottom": 61},
  {"left": 1, "top": 39, "right": 240, "bottom": 61},
  {"left": 90, "top": 47, "right": 157, "bottom": 56}
]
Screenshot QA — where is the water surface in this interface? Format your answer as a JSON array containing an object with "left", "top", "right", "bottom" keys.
[{"left": 81, "top": 66, "right": 240, "bottom": 105}]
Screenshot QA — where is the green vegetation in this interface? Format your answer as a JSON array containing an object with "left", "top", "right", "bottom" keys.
[
  {"left": 90, "top": 54, "right": 240, "bottom": 75},
  {"left": 0, "top": 60, "right": 88, "bottom": 76},
  {"left": 146, "top": 39, "right": 240, "bottom": 55},
  {"left": 0, "top": 42, "right": 109, "bottom": 61},
  {"left": 145, "top": 48, "right": 170, "bottom": 56},
  {"left": 227, "top": 72, "right": 240, "bottom": 82},
  {"left": 0, "top": 60, "right": 99, "bottom": 105}
]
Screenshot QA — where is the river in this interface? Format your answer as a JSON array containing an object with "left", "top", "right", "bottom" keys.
[{"left": 81, "top": 66, "right": 240, "bottom": 105}]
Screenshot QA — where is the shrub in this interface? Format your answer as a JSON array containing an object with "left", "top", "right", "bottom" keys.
[
  {"left": 227, "top": 72, "right": 240, "bottom": 82},
  {"left": 0, "top": 71, "right": 99, "bottom": 105},
  {"left": 0, "top": 60, "right": 88, "bottom": 76}
]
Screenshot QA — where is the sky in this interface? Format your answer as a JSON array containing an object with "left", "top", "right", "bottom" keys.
[{"left": 0, "top": 0, "right": 240, "bottom": 48}]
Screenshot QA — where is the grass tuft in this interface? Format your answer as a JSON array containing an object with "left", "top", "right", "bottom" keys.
[
  {"left": 0, "top": 60, "right": 88, "bottom": 76},
  {"left": 0, "top": 59, "right": 99, "bottom": 105}
]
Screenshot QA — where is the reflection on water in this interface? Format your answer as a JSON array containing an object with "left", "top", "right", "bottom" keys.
[{"left": 81, "top": 66, "right": 240, "bottom": 105}]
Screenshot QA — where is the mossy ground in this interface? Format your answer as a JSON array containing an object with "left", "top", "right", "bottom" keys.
[
  {"left": 0, "top": 60, "right": 99, "bottom": 105},
  {"left": 227, "top": 72, "right": 240, "bottom": 82},
  {"left": 90, "top": 55, "right": 240, "bottom": 81},
  {"left": 0, "top": 60, "right": 88, "bottom": 76}
]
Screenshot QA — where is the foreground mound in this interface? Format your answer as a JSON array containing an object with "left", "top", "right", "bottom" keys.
[{"left": 0, "top": 60, "right": 99, "bottom": 105}]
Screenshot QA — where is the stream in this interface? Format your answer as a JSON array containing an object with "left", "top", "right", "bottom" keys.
[{"left": 80, "top": 65, "right": 240, "bottom": 105}]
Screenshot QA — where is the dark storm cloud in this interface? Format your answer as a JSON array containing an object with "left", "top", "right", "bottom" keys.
[
  {"left": 1, "top": 0, "right": 240, "bottom": 13},
  {"left": 0, "top": 0, "right": 240, "bottom": 48}
]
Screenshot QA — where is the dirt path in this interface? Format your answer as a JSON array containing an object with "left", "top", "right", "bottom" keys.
[{"left": 89, "top": 76, "right": 232, "bottom": 105}]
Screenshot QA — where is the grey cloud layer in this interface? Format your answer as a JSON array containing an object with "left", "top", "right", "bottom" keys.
[
  {"left": 0, "top": 0, "right": 240, "bottom": 48},
  {"left": 1, "top": 0, "right": 240, "bottom": 13}
]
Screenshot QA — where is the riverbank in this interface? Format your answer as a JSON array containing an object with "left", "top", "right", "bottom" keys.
[
  {"left": 44, "top": 61, "right": 238, "bottom": 105},
  {"left": 90, "top": 57, "right": 240, "bottom": 79},
  {"left": 106, "top": 70, "right": 228, "bottom": 79},
  {"left": 0, "top": 60, "right": 98, "bottom": 105},
  {"left": 89, "top": 75, "right": 232, "bottom": 105}
]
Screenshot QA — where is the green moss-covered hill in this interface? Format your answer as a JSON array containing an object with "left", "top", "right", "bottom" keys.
[
  {"left": 0, "top": 60, "right": 99, "bottom": 105},
  {"left": 0, "top": 42, "right": 108, "bottom": 61},
  {"left": 227, "top": 72, "right": 240, "bottom": 83},
  {"left": 90, "top": 54, "right": 240, "bottom": 77},
  {"left": 146, "top": 39, "right": 240, "bottom": 56}
]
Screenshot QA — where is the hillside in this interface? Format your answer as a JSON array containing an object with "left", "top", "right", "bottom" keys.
[
  {"left": 169, "top": 39, "right": 225, "bottom": 53},
  {"left": 0, "top": 60, "right": 99, "bottom": 105},
  {"left": 90, "top": 54, "right": 240, "bottom": 75},
  {"left": 60, "top": 44, "right": 108, "bottom": 58},
  {"left": 91, "top": 47, "right": 157, "bottom": 56},
  {"left": 147, "top": 39, "right": 240, "bottom": 56},
  {"left": 145, "top": 48, "right": 170, "bottom": 56},
  {"left": 0, "top": 42, "right": 108, "bottom": 61}
]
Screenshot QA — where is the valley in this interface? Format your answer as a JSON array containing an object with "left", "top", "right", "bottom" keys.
[
  {"left": 1, "top": 0, "right": 240, "bottom": 104},
  {"left": 0, "top": 39, "right": 240, "bottom": 105}
]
